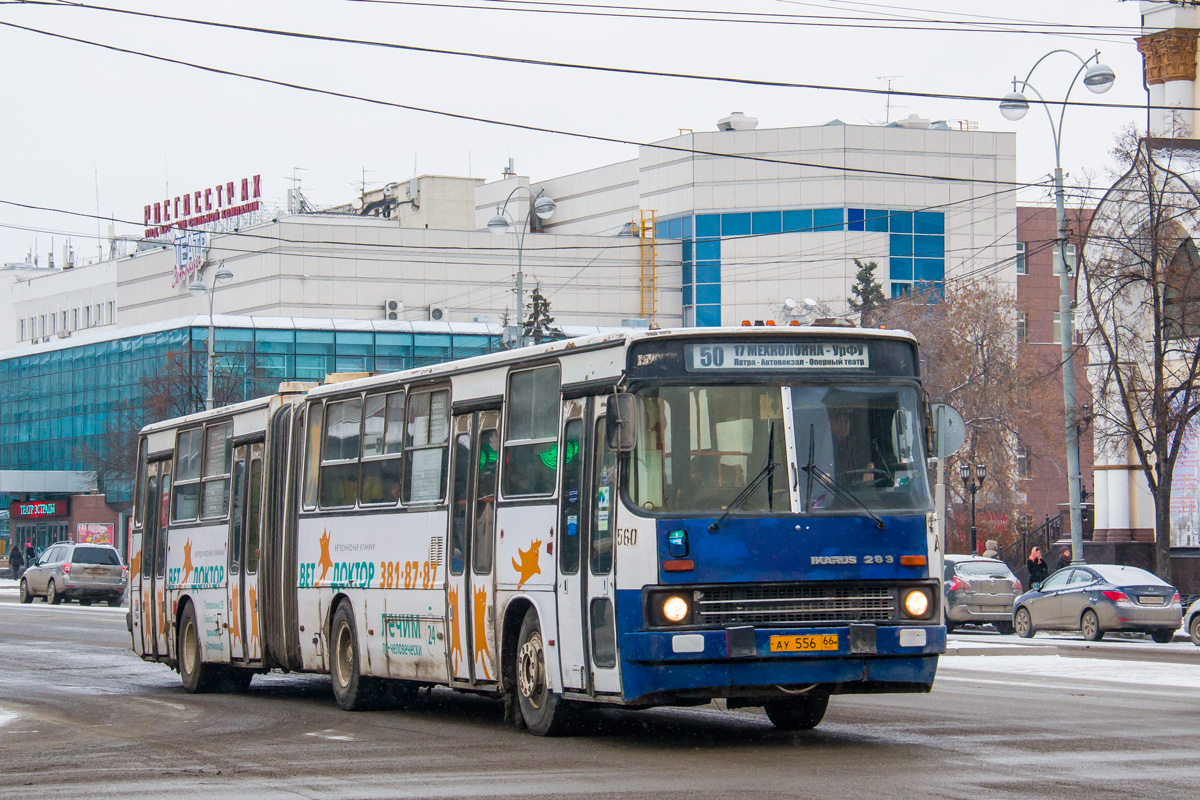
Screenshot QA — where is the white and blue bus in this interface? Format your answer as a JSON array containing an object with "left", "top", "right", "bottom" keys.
[{"left": 130, "top": 326, "right": 943, "bottom": 734}]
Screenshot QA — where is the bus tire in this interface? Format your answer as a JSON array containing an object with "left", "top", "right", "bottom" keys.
[
  {"left": 515, "top": 607, "right": 571, "bottom": 736},
  {"left": 330, "top": 602, "right": 378, "bottom": 711},
  {"left": 764, "top": 694, "right": 829, "bottom": 731},
  {"left": 179, "top": 601, "right": 220, "bottom": 693}
]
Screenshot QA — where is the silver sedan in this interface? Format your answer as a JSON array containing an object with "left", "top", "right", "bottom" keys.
[{"left": 1013, "top": 564, "right": 1181, "bottom": 642}]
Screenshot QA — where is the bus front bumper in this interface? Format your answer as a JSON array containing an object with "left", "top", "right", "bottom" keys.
[{"left": 617, "top": 624, "right": 945, "bottom": 705}]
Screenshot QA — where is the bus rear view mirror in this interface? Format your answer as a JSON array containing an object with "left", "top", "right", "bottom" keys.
[{"left": 605, "top": 393, "right": 638, "bottom": 452}]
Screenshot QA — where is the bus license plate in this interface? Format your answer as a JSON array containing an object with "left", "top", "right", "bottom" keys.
[{"left": 769, "top": 634, "right": 839, "bottom": 652}]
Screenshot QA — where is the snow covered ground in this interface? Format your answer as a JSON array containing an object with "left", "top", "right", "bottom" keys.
[{"left": 940, "top": 653, "right": 1200, "bottom": 689}]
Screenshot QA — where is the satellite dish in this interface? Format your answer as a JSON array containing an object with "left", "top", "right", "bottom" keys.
[
  {"left": 803, "top": 297, "right": 818, "bottom": 308},
  {"left": 783, "top": 297, "right": 798, "bottom": 311}
]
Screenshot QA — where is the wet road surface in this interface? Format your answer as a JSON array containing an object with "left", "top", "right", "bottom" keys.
[{"left": 1, "top": 595, "right": 1198, "bottom": 800}]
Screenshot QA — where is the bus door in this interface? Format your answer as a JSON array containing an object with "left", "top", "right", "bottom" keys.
[
  {"left": 227, "top": 442, "right": 266, "bottom": 664},
  {"left": 556, "top": 402, "right": 621, "bottom": 695},
  {"left": 445, "top": 410, "right": 501, "bottom": 686},
  {"left": 140, "top": 458, "right": 172, "bottom": 660}
]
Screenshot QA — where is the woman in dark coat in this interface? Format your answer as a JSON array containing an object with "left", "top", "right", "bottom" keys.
[{"left": 1027, "top": 546, "right": 1049, "bottom": 587}]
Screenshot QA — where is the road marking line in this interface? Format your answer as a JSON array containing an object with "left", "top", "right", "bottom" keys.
[
  {"left": 937, "top": 674, "right": 1200, "bottom": 700},
  {"left": 130, "top": 697, "right": 188, "bottom": 712},
  {"left": 306, "top": 729, "right": 355, "bottom": 741}
]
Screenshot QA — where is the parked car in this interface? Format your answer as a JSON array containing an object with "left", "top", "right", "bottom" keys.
[
  {"left": 942, "top": 554, "right": 1022, "bottom": 633},
  {"left": 1185, "top": 598, "right": 1200, "bottom": 646},
  {"left": 18, "top": 542, "right": 127, "bottom": 607},
  {"left": 1013, "top": 563, "right": 1181, "bottom": 642}
]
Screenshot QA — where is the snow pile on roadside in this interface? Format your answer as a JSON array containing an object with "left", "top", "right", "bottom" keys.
[
  {"left": 0, "top": 579, "right": 18, "bottom": 590},
  {"left": 941, "top": 653, "right": 1200, "bottom": 689}
]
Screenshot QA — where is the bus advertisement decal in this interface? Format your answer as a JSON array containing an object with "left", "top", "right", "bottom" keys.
[{"left": 382, "top": 614, "right": 438, "bottom": 657}]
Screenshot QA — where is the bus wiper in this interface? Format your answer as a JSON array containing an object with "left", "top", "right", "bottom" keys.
[
  {"left": 803, "top": 423, "right": 815, "bottom": 513},
  {"left": 709, "top": 421, "right": 776, "bottom": 532},
  {"left": 800, "top": 461, "right": 887, "bottom": 530}
]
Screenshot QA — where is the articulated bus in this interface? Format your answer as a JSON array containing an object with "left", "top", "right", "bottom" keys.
[{"left": 130, "top": 326, "right": 943, "bottom": 734}]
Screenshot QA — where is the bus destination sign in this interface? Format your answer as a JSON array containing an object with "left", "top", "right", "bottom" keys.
[{"left": 685, "top": 342, "right": 870, "bottom": 371}]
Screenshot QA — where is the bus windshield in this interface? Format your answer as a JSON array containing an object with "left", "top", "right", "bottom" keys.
[{"left": 627, "top": 383, "right": 930, "bottom": 516}]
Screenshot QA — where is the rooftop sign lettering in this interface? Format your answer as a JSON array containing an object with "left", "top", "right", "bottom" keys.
[{"left": 144, "top": 175, "right": 262, "bottom": 239}]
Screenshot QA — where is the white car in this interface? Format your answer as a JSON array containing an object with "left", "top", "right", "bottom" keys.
[{"left": 1187, "top": 599, "right": 1200, "bottom": 646}]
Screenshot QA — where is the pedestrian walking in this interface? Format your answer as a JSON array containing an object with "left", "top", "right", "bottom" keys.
[
  {"left": 7, "top": 544, "right": 24, "bottom": 580},
  {"left": 1027, "top": 546, "right": 1048, "bottom": 587},
  {"left": 24, "top": 542, "right": 37, "bottom": 566},
  {"left": 1055, "top": 546, "right": 1072, "bottom": 571}
]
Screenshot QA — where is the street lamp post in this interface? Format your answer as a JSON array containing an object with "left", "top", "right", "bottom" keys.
[
  {"left": 488, "top": 189, "right": 557, "bottom": 348},
  {"left": 188, "top": 261, "right": 234, "bottom": 411},
  {"left": 1000, "top": 50, "right": 1116, "bottom": 567},
  {"left": 959, "top": 461, "right": 987, "bottom": 555}
]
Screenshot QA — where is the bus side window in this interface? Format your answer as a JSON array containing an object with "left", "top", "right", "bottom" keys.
[
  {"left": 360, "top": 391, "right": 404, "bottom": 505},
  {"left": 302, "top": 401, "right": 322, "bottom": 510},
  {"left": 142, "top": 472, "right": 158, "bottom": 578},
  {"left": 133, "top": 439, "right": 147, "bottom": 529},
  {"left": 172, "top": 428, "right": 203, "bottom": 522},
  {"left": 449, "top": 433, "right": 470, "bottom": 575},
  {"left": 200, "top": 422, "right": 233, "bottom": 520},
  {"left": 591, "top": 418, "right": 616, "bottom": 575},
  {"left": 403, "top": 389, "right": 450, "bottom": 503},
  {"left": 558, "top": 418, "right": 584, "bottom": 575},
  {"left": 320, "top": 397, "right": 362, "bottom": 508},
  {"left": 502, "top": 365, "right": 561, "bottom": 497},
  {"left": 246, "top": 447, "right": 263, "bottom": 574},
  {"left": 472, "top": 428, "right": 499, "bottom": 574}
]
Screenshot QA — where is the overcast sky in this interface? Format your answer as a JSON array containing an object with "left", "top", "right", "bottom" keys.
[{"left": 0, "top": 0, "right": 1152, "bottom": 266}]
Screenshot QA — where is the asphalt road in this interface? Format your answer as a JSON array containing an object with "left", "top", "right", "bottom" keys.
[{"left": 1, "top": 594, "right": 1198, "bottom": 800}]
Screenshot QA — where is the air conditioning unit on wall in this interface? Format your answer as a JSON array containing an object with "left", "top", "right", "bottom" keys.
[
  {"left": 384, "top": 299, "right": 402, "bottom": 320},
  {"left": 428, "top": 305, "right": 449, "bottom": 322}
]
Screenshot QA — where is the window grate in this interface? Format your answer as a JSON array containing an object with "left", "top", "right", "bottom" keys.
[{"left": 695, "top": 584, "right": 896, "bottom": 626}]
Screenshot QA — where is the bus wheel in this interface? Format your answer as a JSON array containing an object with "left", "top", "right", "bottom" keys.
[
  {"left": 330, "top": 602, "right": 377, "bottom": 711},
  {"left": 179, "top": 601, "right": 220, "bottom": 693},
  {"left": 515, "top": 608, "right": 571, "bottom": 736},
  {"left": 764, "top": 694, "right": 829, "bottom": 731}
]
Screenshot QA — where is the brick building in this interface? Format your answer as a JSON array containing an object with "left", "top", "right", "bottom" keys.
[{"left": 1014, "top": 205, "right": 1094, "bottom": 531}]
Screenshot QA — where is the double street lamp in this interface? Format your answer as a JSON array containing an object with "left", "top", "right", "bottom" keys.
[
  {"left": 999, "top": 50, "right": 1116, "bottom": 567},
  {"left": 488, "top": 189, "right": 557, "bottom": 348},
  {"left": 959, "top": 461, "right": 987, "bottom": 555},
  {"left": 188, "top": 261, "right": 234, "bottom": 411}
]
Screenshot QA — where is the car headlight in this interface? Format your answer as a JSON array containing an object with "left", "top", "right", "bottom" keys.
[
  {"left": 903, "top": 589, "right": 931, "bottom": 618},
  {"left": 662, "top": 595, "right": 690, "bottom": 623}
]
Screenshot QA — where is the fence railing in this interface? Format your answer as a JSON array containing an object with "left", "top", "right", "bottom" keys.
[{"left": 995, "top": 515, "right": 1063, "bottom": 588}]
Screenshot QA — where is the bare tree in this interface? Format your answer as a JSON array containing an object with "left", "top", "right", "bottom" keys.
[
  {"left": 76, "top": 348, "right": 248, "bottom": 505},
  {"left": 1080, "top": 129, "right": 1200, "bottom": 579},
  {"left": 877, "top": 280, "right": 1057, "bottom": 551}
]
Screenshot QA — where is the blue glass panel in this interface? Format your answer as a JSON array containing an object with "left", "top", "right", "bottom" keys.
[
  {"left": 890, "top": 212, "right": 913, "bottom": 233},
  {"left": 255, "top": 329, "right": 294, "bottom": 353},
  {"left": 696, "top": 214, "right": 720, "bottom": 237},
  {"left": 813, "top": 208, "right": 844, "bottom": 231},
  {"left": 890, "top": 257, "right": 914, "bottom": 281},
  {"left": 782, "top": 209, "right": 812, "bottom": 232},
  {"left": 890, "top": 234, "right": 913, "bottom": 257},
  {"left": 682, "top": 285, "right": 693, "bottom": 305},
  {"left": 336, "top": 331, "right": 373, "bottom": 354},
  {"left": 721, "top": 213, "right": 751, "bottom": 236},
  {"left": 696, "top": 261, "right": 721, "bottom": 284},
  {"left": 667, "top": 217, "right": 683, "bottom": 239},
  {"left": 682, "top": 216, "right": 693, "bottom": 238},
  {"left": 695, "top": 239, "right": 721, "bottom": 261},
  {"left": 752, "top": 211, "right": 782, "bottom": 234},
  {"left": 913, "top": 235, "right": 943, "bottom": 258},
  {"left": 695, "top": 284, "right": 722, "bottom": 305},
  {"left": 682, "top": 240, "right": 693, "bottom": 263},
  {"left": 656, "top": 221, "right": 668, "bottom": 238},
  {"left": 914, "top": 212, "right": 944, "bottom": 235},
  {"left": 682, "top": 263, "right": 692, "bottom": 286},
  {"left": 847, "top": 208, "right": 865, "bottom": 231},
  {"left": 296, "top": 331, "right": 334, "bottom": 354},
  {"left": 695, "top": 305, "right": 722, "bottom": 327},
  {"left": 453, "top": 335, "right": 494, "bottom": 359},
  {"left": 914, "top": 258, "right": 945, "bottom": 282},
  {"left": 891, "top": 283, "right": 912, "bottom": 298}
]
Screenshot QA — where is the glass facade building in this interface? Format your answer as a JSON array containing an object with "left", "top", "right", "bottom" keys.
[
  {"left": 660, "top": 207, "right": 947, "bottom": 326},
  {"left": 0, "top": 318, "right": 501, "bottom": 506}
]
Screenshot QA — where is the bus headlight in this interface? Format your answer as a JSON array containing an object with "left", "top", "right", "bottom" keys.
[
  {"left": 903, "top": 589, "right": 931, "bottom": 618},
  {"left": 662, "top": 595, "right": 690, "bottom": 623}
]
